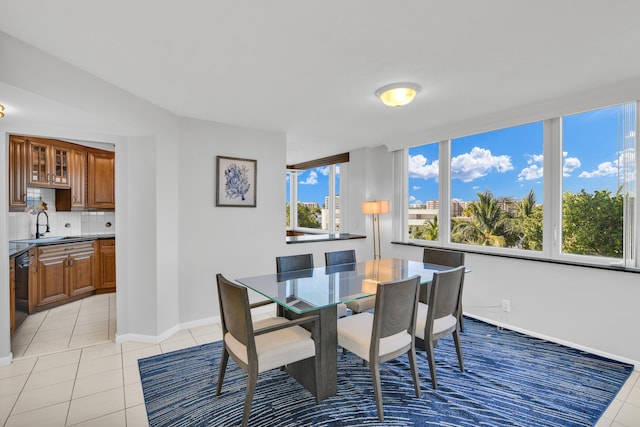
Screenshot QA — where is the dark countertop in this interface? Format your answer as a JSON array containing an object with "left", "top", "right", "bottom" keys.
[
  {"left": 9, "top": 234, "right": 115, "bottom": 258},
  {"left": 286, "top": 232, "right": 365, "bottom": 244}
]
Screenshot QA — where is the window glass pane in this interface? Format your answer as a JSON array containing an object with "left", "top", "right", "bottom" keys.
[
  {"left": 286, "top": 171, "right": 292, "bottom": 228},
  {"left": 450, "top": 122, "right": 544, "bottom": 250},
  {"left": 296, "top": 167, "right": 326, "bottom": 230},
  {"left": 335, "top": 166, "right": 340, "bottom": 231},
  {"left": 408, "top": 143, "right": 439, "bottom": 241},
  {"left": 561, "top": 103, "right": 635, "bottom": 259}
]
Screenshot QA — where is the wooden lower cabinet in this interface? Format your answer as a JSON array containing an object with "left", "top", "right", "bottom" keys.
[
  {"left": 34, "top": 242, "right": 96, "bottom": 312},
  {"left": 96, "top": 239, "right": 116, "bottom": 293}
]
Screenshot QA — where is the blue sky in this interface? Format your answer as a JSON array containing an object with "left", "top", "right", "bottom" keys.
[
  {"left": 287, "top": 166, "right": 340, "bottom": 206},
  {"left": 409, "top": 104, "right": 634, "bottom": 205}
]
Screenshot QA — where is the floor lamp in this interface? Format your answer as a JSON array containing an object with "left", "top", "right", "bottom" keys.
[{"left": 362, "top": 200, "right": 389, "bottom": 260}]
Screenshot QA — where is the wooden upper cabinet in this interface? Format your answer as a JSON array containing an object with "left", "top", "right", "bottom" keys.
[
  {"left": 27, "top": 137, "right": 71, "bottom": 188},
  {"left": 88, "top": 149, "right": 115, "bottom": 209},
  {"left": 56, "top": 148, "right": 87, "bottom": 211},
  {"left": 9, "top": 135, "right": 28, "bottom": 211}
]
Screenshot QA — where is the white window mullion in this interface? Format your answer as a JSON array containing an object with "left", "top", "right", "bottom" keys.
[
  {"left": 439, "top": 140, "right": 452, "bottom": 245},
  {"left": 544, "top": 118, "right": 561, "bottom": 259}
]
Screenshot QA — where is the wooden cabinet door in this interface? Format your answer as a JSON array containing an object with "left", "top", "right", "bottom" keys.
[
  {"left": 70, "top": 148, "right": 87, "bottom": 208},
  {"left": 97, "top": 240, "right": 116, "bottom": 292},
  {"left": 28, "top": 139, "right": 50, "bottom": 186},
  {"left": 37, "top": 252, "right": 69, "bottom": 307},
  {"left": 8, "top": 136, "right": 28, "bottom": 211},
  {"left": 88, "top": 150, "right": 115, "bottom": 209},
  {"left": 68, "top": 249, "right": 96, "bottom": 297},
  {"left": 50, "top": 144, "right": 71, "bottom": 187}
]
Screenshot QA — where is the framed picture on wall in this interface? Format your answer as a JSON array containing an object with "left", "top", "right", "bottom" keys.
[{"left": 216, "top": 156, "right": 257, "bottom": 207}]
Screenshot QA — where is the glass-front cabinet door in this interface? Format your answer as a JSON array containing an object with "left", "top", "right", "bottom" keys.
[
  {"left": 28, "top": 140, "right": 50, "bottom": 186},
  {"left": 27, "top": 139, "right": 71, "bottom": 188}
]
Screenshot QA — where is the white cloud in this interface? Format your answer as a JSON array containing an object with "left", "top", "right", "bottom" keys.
[
  {"left": 317, "top": 166, "right": 330, "bottom": 176},
  {"left": 412, "top": 185, "right": 421, "bottom": 190},
  {"left": 299, "top": 171, "right": 318, "bottom": 185},
  {"left": 578, "top": 161, "right": 618, "bottom": 178},
  {"left": 519, "top": 153, "right": 543, "bottom": 181},
  {"left": 450, "top": 147, "right": 513, "bottom": 182},
  {"left": 409, "top": 196, "right": 423, "bottom": 205},
  {"left": 563, "top": 157, "right": 581, "bottom": 177},
  {"left": 528, "top": 153, "right": 543, "bottom": 164},
  {"left": 518, "top": 164, "right": 543, "bottom": 181},
  {"left": 408, "top": 154, "right": 439, "bottom": 180}
]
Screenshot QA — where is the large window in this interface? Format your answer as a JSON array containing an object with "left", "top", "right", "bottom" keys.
[
  {"left": 286, "top": 154, "right": 347, "bottom": 233},
  {"left": 408, "top": 142, "right": 439, "bottom": 241},
  {"left": 406, "top": 101, "right": 638, "bottom": 268},
  {"left": 450, "top": 122, "right": 544, "bottom": 250},
  {"left": 561, "top": 104, "right": 636, "bottom": 263}
]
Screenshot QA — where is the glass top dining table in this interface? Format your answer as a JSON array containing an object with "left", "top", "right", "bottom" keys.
[{"left": 235, "top": 257, "right": 452, "bottom": 314}]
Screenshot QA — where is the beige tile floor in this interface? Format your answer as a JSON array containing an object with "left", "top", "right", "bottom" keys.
[{"left": 3, "top": 295, "right": 639, "bottom": 426}]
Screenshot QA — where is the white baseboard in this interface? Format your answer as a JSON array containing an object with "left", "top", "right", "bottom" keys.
[
  {"left": 114, "top": 304, "right": 276, "bottom": 345},
  {"left": 466, "top": 313, "right": 640, "bottom": 370},
  {"left": 0, "top": 352, "right": 13, "bottom": 367}
]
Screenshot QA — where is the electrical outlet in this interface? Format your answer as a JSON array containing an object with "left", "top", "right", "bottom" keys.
[{"left": 501, "top": 299, "right": 511, "bottom": 313}]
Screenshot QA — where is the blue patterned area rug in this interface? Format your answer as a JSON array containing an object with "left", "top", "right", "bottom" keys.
[{"left": 138, "top": 318, "right": 633, "bottom": 426}]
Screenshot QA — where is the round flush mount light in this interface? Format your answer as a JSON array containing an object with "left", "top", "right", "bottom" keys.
[{"left": 375, "top": 83, "right": 421, "bottom": 107}]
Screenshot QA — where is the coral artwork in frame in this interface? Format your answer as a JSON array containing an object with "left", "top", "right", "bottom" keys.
[{"left": 216, "top": 156, "right": 257, "bottom": 207}]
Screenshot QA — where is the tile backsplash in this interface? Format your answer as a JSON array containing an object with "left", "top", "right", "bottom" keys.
[{"left": 8, "top": 188, "right": 115, "bottom": 240}]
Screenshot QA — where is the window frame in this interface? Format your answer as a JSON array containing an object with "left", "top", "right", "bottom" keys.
[
  {"left": 286, "top": 153, "right": 347, "bottom": 234},
  {"left": 403, "top": 102, "right": 639, "bottom": 270}
]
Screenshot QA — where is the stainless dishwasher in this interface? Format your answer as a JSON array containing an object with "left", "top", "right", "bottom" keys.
[{"left": 14, "top": 252, "right": 29, "bottom": 331}]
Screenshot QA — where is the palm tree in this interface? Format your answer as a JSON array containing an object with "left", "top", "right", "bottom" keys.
[
  {"left": 452, "top": 190, "right": 509, "bottom": 246},
  {"left": 412, "top": 215, "right": 439, "bottom": 240}
]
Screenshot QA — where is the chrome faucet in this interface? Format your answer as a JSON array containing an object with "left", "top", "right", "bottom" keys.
[{"left": 35, "top": 210, "right": 50, "bottom": 238}]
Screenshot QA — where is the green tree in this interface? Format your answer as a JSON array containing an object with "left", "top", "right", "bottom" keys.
[
  {"left": 512, "top": 189, "right": 543, "bottom": 250},
  {"left": 451, "top": 190, "right": 511, "bottom": 246},
  {"left": 412, "top": 215, "right": 439, "bottom": 240},
  {"left": 297, "top": 203, "right": 322, "bottom": 228},
  {"left": 562, "top": 188, "right": 623, "bottom": 257}
]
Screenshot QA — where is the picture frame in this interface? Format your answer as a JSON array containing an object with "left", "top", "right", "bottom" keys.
[{"left": 216, "top": 156, "right": 257, "bottom": 207}]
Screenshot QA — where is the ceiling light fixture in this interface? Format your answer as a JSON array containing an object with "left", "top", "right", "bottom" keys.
[
  {"left": 0, "top": 104, "right": 4, "bottom": 118},
  {"left": 375, "top": 83, "right": 421, "bottom": 107}
]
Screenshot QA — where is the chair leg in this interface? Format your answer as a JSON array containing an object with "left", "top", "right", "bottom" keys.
[
  {"left": 408, "top": 348, "right": 421, "bottom": 398},
  {"left": 458, "top": 311, "right": 465, "bottom": 332},
  {"left": 453, "top": 329, "right": 465, "bottom": 372},
  {"left": 216, "top": 348, "right": 229, "bottom": 396},
  {"left": 241, "top": 369, "right": 258, "bottom": 427},
  {"left": 370, "top": 360, "right": 385, "bottom": 422},
  {"left": 426, "top": 339, "right": 438, "bottom": 390}
]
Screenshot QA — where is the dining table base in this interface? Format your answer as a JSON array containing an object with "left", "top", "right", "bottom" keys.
[{"left": 279, "top": 304, "right": 338, "bottom": 401}]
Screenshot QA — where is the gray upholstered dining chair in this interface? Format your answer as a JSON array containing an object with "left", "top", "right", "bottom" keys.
[
  {"left": 325, "top": 250, "right": 376, "bottom": 315},
  {"left": 337, "top": 275, "right": 421, "bottom": 422},
  {"left": 414, "top": 265, "right": 465, "bottom": 390},
  {"left": 423, "top": 247, "right": 466, "bottom": 331},
  {"left": 277, "top": 253, "right": 348, "bottom": 317},
  {"left": 276, "top": 253, "right": 314, "bottom": 273},
  {"left": 215, "top": 274, "right": 320, "bottom": 427}
]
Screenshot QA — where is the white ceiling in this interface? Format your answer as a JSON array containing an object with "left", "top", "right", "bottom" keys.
[{"left": 1, "top": 1, "right": 640, "bottom": 163}]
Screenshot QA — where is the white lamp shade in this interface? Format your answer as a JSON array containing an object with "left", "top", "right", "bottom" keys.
[{"left": 362, "top": 200, "right": 390, "bottom": 215}]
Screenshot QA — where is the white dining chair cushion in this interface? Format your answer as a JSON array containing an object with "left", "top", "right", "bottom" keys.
[
  {"left": 225, "top": 321, "right": 316, "bottom": 373},
  {"left": 345, "top": 295, "right": 376, "bottom": 313},
  {"left": 414, "top": 302, "right": 457, "bottom": 340},
  {"left": 337, "top": 312, "right": 412, "bottom": 361},
  {"left": 337, "top": 303, "right": 348, "bottom": 318}
]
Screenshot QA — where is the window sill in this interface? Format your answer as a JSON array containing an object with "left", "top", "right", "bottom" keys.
[
  {"left": 286, "top": 232, "right": 366, "bottom": 244},
  {"left": 392, "top": 241, "right": 640, "bottom": 274}
]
